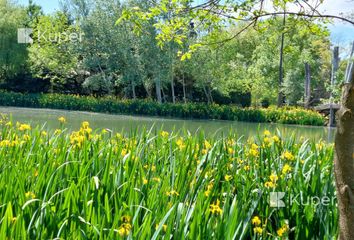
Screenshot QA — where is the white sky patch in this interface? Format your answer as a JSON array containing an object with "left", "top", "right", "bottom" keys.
[
  {"left": 318, "top": 0, "right": 354, "bottom": 15},
  {"left": 320, "top": 0, "right": 354, "bottom": 45},
  {"left": 261, "top": 0, "right": 353, "bottom": 15},
  {"left": 260, "top": 0, "right": 354, "bottom": 44}
]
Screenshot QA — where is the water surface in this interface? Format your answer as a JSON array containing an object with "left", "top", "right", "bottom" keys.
[{"left": 0, "top": 107, "right": 335, "bottom": 142}]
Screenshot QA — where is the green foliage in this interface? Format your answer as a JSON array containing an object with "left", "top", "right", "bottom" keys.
[
  {"left": 0, "top": 0, "right": 28, "bottom": 81},
  {"left": 212, "top": 90, "right": 252, "bottom": 108},
  {"left": 0, "top": 118, "right": 337, "bottom": 238},
  {"left": 28, "top": 12, "right": 79, "bottom": 91},
  {"left": 0, "top": 0, "right": 345, "bottom": 108},
  {"left": 249, "top": 17, "right": 331, "bottom": 105},
  {"left": 116, "top": 0, "right": 334, "bottom": 58},
  {"left": 115, "top": 0, "right": 339, "bottom": 106},
  {"left": 261, "top": 98, "right": 270, "bottom": 108},
  {"left": 26, "top": 0, "right": 43, "bottom": 27},
  {"left": 0, "top": 91, "right": 325, "bottom": 126},
  {"left": 82, "top": 73, "right": 113, "bottom": 95}
]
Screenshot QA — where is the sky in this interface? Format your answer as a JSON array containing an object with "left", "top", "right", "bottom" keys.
[
  {"left": 17, "top": 0, "right": 354, "bottom": 44},
  {"left": 318, "top": 0, "right": 354, "bottom": 44},
  {"left": 18, "top": 0, "right": 61, "bottom": 13}
]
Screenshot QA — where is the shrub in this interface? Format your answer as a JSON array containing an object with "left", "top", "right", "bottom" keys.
[
  {"left": 212, "top": 90, "right": 252, "bottom": 108},
  {"left": 229, "top": 91, "right": 252, "bottom": 107},
  {"left": 0, "top": 91, "right": 326, "bottom": 126},
  {"left": 261, "top": 98, "right": 270, "bottom": 108}
]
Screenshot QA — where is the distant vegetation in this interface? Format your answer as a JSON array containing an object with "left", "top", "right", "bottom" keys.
[
  {"left": 0, "top": 0, "right": 345, "bottom": 107},
  {"left": 0, "top": 92, "right": 325, "bottom": 126}
]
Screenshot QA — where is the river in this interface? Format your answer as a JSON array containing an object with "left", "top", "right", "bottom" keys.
[{"left": 0, "top": 107, "right": 336, "bottom": 142}]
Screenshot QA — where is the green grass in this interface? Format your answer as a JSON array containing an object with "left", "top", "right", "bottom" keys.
[
  {"left": 0, "top": 115, "right": 337, "bottom": 239},
  {"left": 0, "top": 91, "right": 326, "bottom": 126}
]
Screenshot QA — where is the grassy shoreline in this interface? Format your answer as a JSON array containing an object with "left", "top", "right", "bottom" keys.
[{"left": 0, "top": 91, "right": 325, "bottom": 126}]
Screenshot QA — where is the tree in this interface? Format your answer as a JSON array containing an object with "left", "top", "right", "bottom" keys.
[
  {"left": 64, "top": 0, "right": 173, "bottom": 100},
  {"left": 334, "top": 57, "right": 354, "bottom": 240},
  {"left": 26, "top": 0, "right": 43, "bottom": 27},
  {"left": 28, "top": 12, "right": 79, "bottom": 92},
  {"left": 118, "top": 1, "right": 354, "bottom": 238},
  {"left": 277, "top": 14, "right": 286, "bottom": 107},
  {"left": 0, "top": 0, "right": 27, "bottom": 84}
]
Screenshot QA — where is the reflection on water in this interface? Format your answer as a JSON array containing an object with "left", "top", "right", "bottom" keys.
[{"left": 0, "top": 107, "right": 336, "bottom": 142}]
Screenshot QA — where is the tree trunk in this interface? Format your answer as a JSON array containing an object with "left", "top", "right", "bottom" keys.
[
  {"left": 330, "top": 47, "right": 340, "bottom": 127},
  {"left": 170, "top": 61, "right": 176, "bottom": 104},
  {"left": 335, "top": 64, "right": 354, "bottom": 240},
  {"left": 203, "top": 85, "right": 211, "bottom": 104},
  {"left": 155, "top": 77, "right": 162, "bottom": 103},
  {"left": 131, "top": 79, "right": 136, "bottom": 99},
  {"left": 171, "top": 77, "right": 176, "bottom": 103},
  {"left": 344, "top": 42, "right": 354, "bottom": 85},
  {"left": 304, "top": 63, "right": 311, "bottom": 108},
  {"left": 277, "top": 12, "right": 286, "bottom": 107},
  {"left": 208, "top": 85, "right": 213, "bottom": 104},
  {"left": 182, "top": 72, "right": 187, "bottom": 103},
  {"left": 161, "top": 87, "right": 167, "bottom": 102}
]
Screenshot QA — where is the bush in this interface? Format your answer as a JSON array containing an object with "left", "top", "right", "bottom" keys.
[
  {"left": 0, "top": 91, "right": 326, "bottom": 126},
  {"left": 82, "top": 73, "right": 113, "bottom": 95},
  {"left": 212, "top": 90, "right": 252, "bottom": 107},
  {"left": 229, "top": 91, "right": 252, "bottom": 107},
  {"left": 261, "top": 98, "right": 270, "bottom": 108}
]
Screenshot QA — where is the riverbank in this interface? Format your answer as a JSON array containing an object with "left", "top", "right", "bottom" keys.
[{"left": 0, "top": 91, "right": 325, "bottom": 126}]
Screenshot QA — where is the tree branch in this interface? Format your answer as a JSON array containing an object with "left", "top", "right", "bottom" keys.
[{"left": 252, "top": 12, "right": 354, "bottom": 25}]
